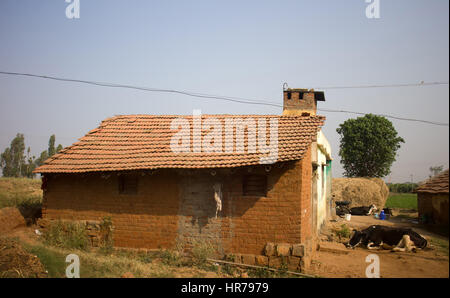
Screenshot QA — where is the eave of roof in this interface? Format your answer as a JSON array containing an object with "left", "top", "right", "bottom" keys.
[
  {"left": 415, "top": 170, "right": 449, "bottom": 194},
  {"left": 34, "top": 114, "right": 326, "bottom": 174}
]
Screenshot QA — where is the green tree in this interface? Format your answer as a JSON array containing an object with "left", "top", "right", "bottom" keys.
[
  {"left": 23, "top": 147, "right": 36, "bottom": 178},
  {"left": 336, "top": 114, "right": 405, "bottom": 178},
  {"left": 0, "top": 133, "right": 26, "bottom": 177},
  {"left": 48, "top": 134, "right": 56, "bottom": 157},
  {"left": 56, "top": 144, "right": 63, "bottom": 153},
  {"left": 35, "top": 150, "right": 49, "bottom": 168},
  {"left": 35, "top": 135, "right": 62, "bottom": 168}
]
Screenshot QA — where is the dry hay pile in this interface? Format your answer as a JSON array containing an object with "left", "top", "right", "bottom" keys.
[
  {"left": 0, "top": 237, "right": 47, "bottom": 278},
  {"left": 332, "top": 177, "right": 389, "bottom": 209},
  {"left": 0, "top": 207, "right": 26, "bottom": 234}
]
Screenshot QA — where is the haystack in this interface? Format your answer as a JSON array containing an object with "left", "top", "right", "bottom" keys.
[{"left": 332, "top": 178, "right": 389, "bottom": 209}]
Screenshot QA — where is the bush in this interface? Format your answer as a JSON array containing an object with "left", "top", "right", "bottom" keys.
[
  {"left": 334, "top": 224, "right": 351, "bottom": 239},
  {"left": 191, "top": 240, "right": 215, "bottom": 266},
  {"left": 160, "top": 249, "right": 182, "bottom": 266},
  {"left": 43, "top": 220, "right": 89, "bottom": 250}
]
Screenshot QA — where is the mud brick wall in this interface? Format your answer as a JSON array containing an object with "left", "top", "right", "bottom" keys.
[
  {"left": 42, "top": 147, "right": 313, "bottom": 255},
  {"left": 418, "top": 193, "right": 449, "bottom": 225},
  {"left": 42, "top": 171, "right": 180, "bottom": 248},
  {"left": 220, "top": 147, "right": 313, "bottom": 255}
]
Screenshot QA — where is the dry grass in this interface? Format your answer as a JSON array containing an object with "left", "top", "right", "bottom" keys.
[
  {"left": 0, "top": 177, "right": 42, "bottom": 209},
  {"left": 22, "top": 241, "right": 232, "bottom": 278}
]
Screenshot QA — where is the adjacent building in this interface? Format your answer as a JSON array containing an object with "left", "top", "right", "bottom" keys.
[{"left": 416, "top": 170, "right": 449, "bottom": 226}]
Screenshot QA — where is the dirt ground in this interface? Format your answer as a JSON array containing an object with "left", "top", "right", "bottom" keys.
[
  {"left": 2, "top": 207, "right": 448, "bottom": 278},
  {"left": 0, "top": 237, "right": 48, "bottom": 278},
  {"left": 309, "top": 213, "right": 449, "bottom": 278}
]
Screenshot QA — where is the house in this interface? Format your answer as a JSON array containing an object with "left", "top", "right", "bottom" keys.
[
  {"left": 416, "top": 170, "right": 449, "bottom": 225},
  {"left": 34, "top": 88, "right": 332, "bottom": 260}
]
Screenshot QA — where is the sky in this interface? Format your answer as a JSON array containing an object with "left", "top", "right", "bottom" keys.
[{"left": 0, "top": 0, "right": 448, "bottom": 183}]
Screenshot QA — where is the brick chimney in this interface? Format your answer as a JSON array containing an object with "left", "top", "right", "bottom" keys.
[{"left": 282, "top": 88, "right": 325, "bottom": 116}]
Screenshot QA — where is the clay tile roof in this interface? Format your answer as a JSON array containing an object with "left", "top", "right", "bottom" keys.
[
  {"left": 415, "top": 170, "right": 449, "bottom": 194},
  {"left": 34, "top": 114, "right": 326, "bottom": 173}
]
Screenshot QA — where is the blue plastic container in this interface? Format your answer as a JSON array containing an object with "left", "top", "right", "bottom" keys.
[{"left": 379, "top": 210, "right": 386, "bottom": 220}]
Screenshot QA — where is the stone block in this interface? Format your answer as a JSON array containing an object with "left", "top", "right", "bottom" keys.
[
  {"left": 255, "top": 255, "right": 269, "bottom": 266},
  {"left": 268, "top": 256, "right": 281, "bottom": 268},
  {"left": 276, "top": 243, "right": 291, "bottom": 257},
  {"left": 287, "top": 256, "right": 301, "bottom": 272},
  {"left": 264, "top": 242, "right": 276, "bottom": 256},
  {"left": 292, "top": 244, "right": 305, "bottom": 257},
  {"left": 241, "top": 254, "right": 256, "bottom": 266}
]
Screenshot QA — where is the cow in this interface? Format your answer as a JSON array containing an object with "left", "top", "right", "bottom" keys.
[
  {"left": 350, "top": 204, "right": 377, "bottom": 216},
  {"left": 346, "top": 225, "right": 427, "bottom": 252}
]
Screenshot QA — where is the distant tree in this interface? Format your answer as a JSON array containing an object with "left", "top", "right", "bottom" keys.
[
  {"left": 56, "top": 144, "right": 63, "bottom": 153},
  {"left": 35, "top": 150, "right": 49, "bottom": 168},
  {"left": 35, "top": 135, "right": 62, "bottom": 168},
  {"left": 0, "top": 133, "right": 26, "bottom": 177},
  {"left": 429, "top": 165, "right": 444, "bottom": 178},
  {"left": 336, "top": 114, "right": 405, "bottom": 178},
  {"left": 48, "top": 134, "right": 56, "bottom": 157},
  {"left": 22, "top": 147, "right": 36, "bottom": 178}
]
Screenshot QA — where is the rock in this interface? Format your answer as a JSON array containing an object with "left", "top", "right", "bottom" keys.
[
  {"left": 276, "top": 243, "right": 291, "bottom": 257},
  {"left": 268, "top": 256, "right": 281, "bottom": 268},
  {"left": 292, "top": 244, "right": 305, "bottom": 257},
  {"left": 264, "top": 242, "right": 276, "bottom": 256},
  {"left": 287, "top": 256, "right": 301, "bottom": 271},
  {"left": 241, "top": 254, "right": 256, "bottom": 265},
  {"left": 255, "top": 255, "right": 269, "bottom": 266}
]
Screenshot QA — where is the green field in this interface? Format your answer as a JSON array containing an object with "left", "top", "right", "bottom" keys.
[{"left": 385, "top": 193, "right": 418, "bottom": 210}]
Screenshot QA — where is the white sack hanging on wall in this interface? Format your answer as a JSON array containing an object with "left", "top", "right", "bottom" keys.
[{"left": 213, "top": 183, "right": 222, "bottom": 218}]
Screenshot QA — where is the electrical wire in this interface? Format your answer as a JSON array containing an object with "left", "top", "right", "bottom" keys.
[{"left": 0, "top": 70, "right": 448, "bottom": 127}]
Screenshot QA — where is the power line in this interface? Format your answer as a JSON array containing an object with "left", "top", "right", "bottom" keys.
[
  {"left": 318, "top": 109, "right": 448, "bottom": 126},
  {"left": 315, "top": 81, "right": 449, "bottom": 90},
  {"left": 0, "top": 70, "right": 448, "bottom": 127},
  {"left": 0, "top": 71, "right": 282, "bottom": 108}
]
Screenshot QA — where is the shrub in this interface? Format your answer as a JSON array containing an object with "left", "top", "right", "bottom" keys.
[
  {"left": 43, "top": 220, "right": 89, "bottom": 250},
  {"left": 334, "top": 224, "right": 351, "bottom": 239},
  {"left": 160, "top": 249, "right": 182, "bottom": 266},
  {"left": 191, "top": 240, "right": 215, "bottom": 266}
]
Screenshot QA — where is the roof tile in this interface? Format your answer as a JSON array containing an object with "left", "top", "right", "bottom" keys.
[{"left": 34, "top": 114, "right": 325, "bottom": 173}]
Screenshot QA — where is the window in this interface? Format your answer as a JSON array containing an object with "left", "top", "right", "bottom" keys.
[
  {"left": 118, "top": 175, "right": 138, "bottom": 195},
  {"left": 243, "top": 175, "right": 267, "bottom": 196}
]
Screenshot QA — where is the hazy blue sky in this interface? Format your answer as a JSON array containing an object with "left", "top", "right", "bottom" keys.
[{"left": 0, "top": 0, "right": 448, "bottom": 183}]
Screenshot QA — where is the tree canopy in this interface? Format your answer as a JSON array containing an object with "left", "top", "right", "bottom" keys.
[
  {"left": 336, "top": 114, "right": 405, "bottom": 178},
  {"left": 1, "top": 134, "right": 63, "bottom": 178}
]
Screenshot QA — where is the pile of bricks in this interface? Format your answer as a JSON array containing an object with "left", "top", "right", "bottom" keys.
[{"left": 227, "top": 242, "right": 312, "bottom": 272}]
